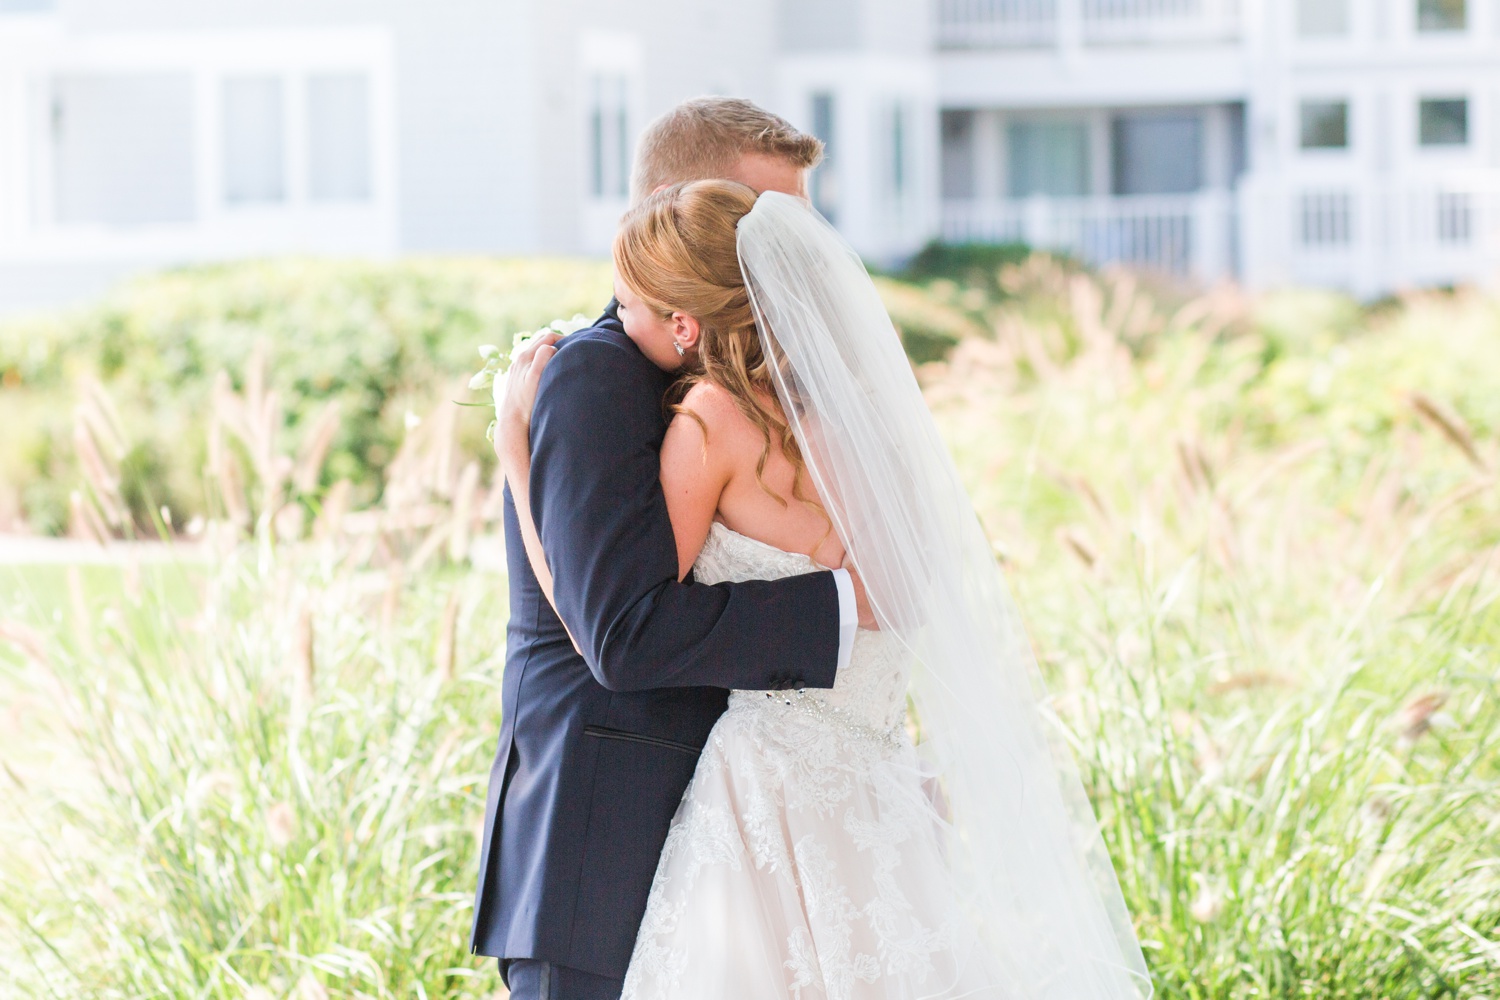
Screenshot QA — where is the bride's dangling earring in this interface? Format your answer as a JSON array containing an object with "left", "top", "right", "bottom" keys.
[{"left": 674, "top": 341, "right": 686, "bottom": 358}]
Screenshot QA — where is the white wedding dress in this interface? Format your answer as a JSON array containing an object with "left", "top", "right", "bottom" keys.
[
  {"left": 621, "top": 522, "right": 994, "bottom": 1000},
  {"left": 621, "top": 192, "right": 1149, "bottom": 1000}
]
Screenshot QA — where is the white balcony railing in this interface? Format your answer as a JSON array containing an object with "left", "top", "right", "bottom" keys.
[
  {"left": 941, "top": 192, "right": 1235, "bottom": 281},
  {"left": 944, "top": 181, "right": 1500, "bottom": 293},
  {"left": 1271, "top": 180, "right": 1500, "bottom": 293},
  {"left": 936, "top": 0, "right": 1243, "bottom": 48},
  {"left": 1220, "top": 174, "right": 1500, "bottom": 295},
  {"left": 0, "top": 28, "right": 399, "bottom": 271},
  {"left": 936, "top": 0, "right": 1058, "bottom": 47}
]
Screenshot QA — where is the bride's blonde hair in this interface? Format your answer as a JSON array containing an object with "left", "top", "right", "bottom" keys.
[{"left": 613, "top": 179, "right": 820, "bottom": 515}]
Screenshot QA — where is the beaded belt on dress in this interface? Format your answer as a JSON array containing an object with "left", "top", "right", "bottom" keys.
[{"left": 728, "top": 689, "right": 907, "bottom": 750}]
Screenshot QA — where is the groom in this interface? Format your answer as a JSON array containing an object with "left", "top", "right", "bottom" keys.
[{"left": 471, "top": 97, "right": 872, "bottom": 1000}]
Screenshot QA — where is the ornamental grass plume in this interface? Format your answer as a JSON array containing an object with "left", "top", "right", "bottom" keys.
[
  {"left": 1409, "top": 390, "right": 1487, "bottom": 470},
  {"left": 925, "top": 262, "right": 1500, "bottom": 997},
  {"left": 0, "top": 619, "right": 49, "bottom": 668},
  {"left": 266, "top": 801, "right": 298, "bottom": 849},
  {"left": 0, "top": 527, "right": 512, "bottom": 997},
  {"left": 293, "top": 606, "right": 316, "bottom": 706},
  {"left": 293, "top": 401, "right": 343, "bottom": 495}
]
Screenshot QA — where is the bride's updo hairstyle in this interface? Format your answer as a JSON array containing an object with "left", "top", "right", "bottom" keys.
[{"left": 614, "top": 179, "right": 820, "bottom": 515}]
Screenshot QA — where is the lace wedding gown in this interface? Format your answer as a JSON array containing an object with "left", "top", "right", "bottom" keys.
[{"left": 621, "top": 523, "right": 997, "bottom": 1000}]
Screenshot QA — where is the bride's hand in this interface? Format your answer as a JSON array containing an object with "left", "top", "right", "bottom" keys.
[
  {"left": 842, "top": 557, "right": 878, "bottom": 631},
  {"left": 494, "top": 332, "right": 561, "bottom": 464}
]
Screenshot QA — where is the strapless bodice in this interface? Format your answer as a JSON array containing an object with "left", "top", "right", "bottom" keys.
[{"left": 693, "top": 522, "right": 910, "bottom": 738}]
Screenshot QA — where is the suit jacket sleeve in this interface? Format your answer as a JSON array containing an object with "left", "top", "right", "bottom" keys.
[{"left": 529, "top": 335, "right": 841, "bottom": 694}]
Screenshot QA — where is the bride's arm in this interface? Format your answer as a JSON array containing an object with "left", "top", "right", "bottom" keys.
[
  {"left": 495, "top": 334, "right": 583, "bottom": 654},
  {"left": 498, "top": 422, "right": 553, "bottom": 602},
  {"left": 659, "top": 383, "right": 735, "bottom": 581}
]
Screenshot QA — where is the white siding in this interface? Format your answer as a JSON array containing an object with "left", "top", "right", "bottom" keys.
[
  {"left": 4, "top": 0, "right": 1500, "bottom": 309},
  {"left": 222, "top": 76, "right": 285, "bottom": 204},
  {"left": 51, "top": 73, "right": 196, "bottom": 226}
]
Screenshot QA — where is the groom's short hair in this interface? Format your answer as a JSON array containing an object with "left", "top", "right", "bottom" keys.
[{"left": 630, "top": 97, "right": 823, "bottom": 205}]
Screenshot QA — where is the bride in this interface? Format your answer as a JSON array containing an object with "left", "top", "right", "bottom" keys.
[{"left": 534, "top": 181, "right": 1149, "bottom": 999}]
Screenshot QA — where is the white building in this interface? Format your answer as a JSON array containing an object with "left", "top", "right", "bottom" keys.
[
  {"left": 1, "top": 0, "right": 1498, "bottom": 313},
  {"left": 935, "top": 0, "right": 1500, "bottom": 296}
]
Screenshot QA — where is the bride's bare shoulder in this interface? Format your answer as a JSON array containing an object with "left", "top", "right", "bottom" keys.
[{"left": 671, "top": 381, "right": 765, "bottom": 453}]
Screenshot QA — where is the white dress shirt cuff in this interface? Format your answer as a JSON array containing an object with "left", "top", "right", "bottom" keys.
[{"left": 830, "top": 567, "right": 858, "bottom": 675}]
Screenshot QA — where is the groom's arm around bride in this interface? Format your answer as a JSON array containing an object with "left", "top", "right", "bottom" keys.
[{"left": 530, "top": 324, "right": 852, "bottom": 691}]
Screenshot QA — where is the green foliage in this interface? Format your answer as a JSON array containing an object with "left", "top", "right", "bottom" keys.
[
  {"left": 0, "top": 259, "right": 969, "bottom": 535},
  {"left": 870, "top": 276, "right": 991, "bottom": 364},
  {"left": 2, "top": 255, "right": 1499, "bottom": 998},
  {"left": 898, "top": 239, "right": 1035, "bottom": 295},
  {"left": 0, "top": 556, "right": 509, "bottom": 998},
  {"left": 925, "top": 261, "right": 1500, "bottom": 998},
  {"left": 0, "top": 259, "right": 614, "bottom": 532}
]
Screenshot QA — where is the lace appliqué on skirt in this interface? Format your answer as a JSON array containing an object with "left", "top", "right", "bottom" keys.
[{"left": 620, "top": 525, "right": 988, "bottom": 1000}]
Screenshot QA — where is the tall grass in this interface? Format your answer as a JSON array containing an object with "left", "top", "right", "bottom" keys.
[
  {"left": 925, "top": 260, "right": 1500, "bottom": 997},
  {"left": 1, "top": 256, "right": 1497, "bottom": 998},
  {"left": 1, "top": 548, "right": 509, "bottom": 998}
]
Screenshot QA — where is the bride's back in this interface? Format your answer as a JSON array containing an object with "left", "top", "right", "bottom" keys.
[
  {"left": 611, "top": 177, "right": 845, "bottom": 577},
  {"left": 663, "top": 378, "right": 846, "bottom": 574}
]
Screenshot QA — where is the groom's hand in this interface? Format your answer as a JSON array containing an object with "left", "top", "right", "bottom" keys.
[{"left": 843, "top": 558, "right": 878, "bottom": 631}]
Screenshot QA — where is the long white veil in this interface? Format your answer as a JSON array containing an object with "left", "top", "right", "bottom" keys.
[{"left": 737, "top": 192, "right": 1152, "bottom": 999}]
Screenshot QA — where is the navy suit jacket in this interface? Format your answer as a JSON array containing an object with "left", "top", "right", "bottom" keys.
[{"left": 471, "top": 304, "right": 842, "bottom": 978}]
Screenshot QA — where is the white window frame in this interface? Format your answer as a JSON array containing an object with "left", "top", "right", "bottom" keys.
[
  {"left": 577, "top": 31, "right": 643, "bottom": 254},
  {"left": 221, "top": 74, "right": 288, "bottom": 206},
  {"left": 1, "top": 26, "right": 396, "bottom": 265}
]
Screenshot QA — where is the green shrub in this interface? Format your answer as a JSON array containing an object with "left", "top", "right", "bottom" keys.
[
  {"left": 0, "top": 258, "right": 974, "bottom": 535},
  {"left": 898, "top": 239, "right": 1035, "bottom": 294}
]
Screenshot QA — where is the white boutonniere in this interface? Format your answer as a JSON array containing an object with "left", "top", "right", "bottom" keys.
[{"left": 469, "top": 314, "right": 593, "bottom": 441}]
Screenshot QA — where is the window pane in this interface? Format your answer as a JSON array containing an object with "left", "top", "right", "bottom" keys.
[
  {"left": 589, "top": 77, "right": 605, "bottom": 198},
  {"left": 1419, "top": 98, "right": 1468, "bottom": 146},
  {"left": 585, "top": 74, "right": 630, "bottom": 201},
  {"left": 223, "top": 77, "right": 284, "bottom": 204},
  {"left": 811, "top": 92, "right": 838, "bottom": 223},
  {"left": 1112, "top": 113, "right": 1202, "bottom": 195},
  {"left": 1417, "top": 0, "right": 1466, "bottom": 31},
  {"left": 941, "top": 109, "right": 976, "bottom": 200},
  {"left": 1009, "top": 121, "right": 1089, "bottom": 198},
  {"left": 51, "top": 73, "right": 196, "bottom": 227},
  {"left": 1300, "top": 100, "right": 1349, "bottom": 149},
  {"left": 614, "top": 77, "right": 629, "bottom": 199},
  {"left": 1297, "top": 0, "right": 1350, "bottom": 36},
  {"left": 307, "top": 74, "right": 372, "bottom": 202},
  {"left": 891, "top": 102, "right": 906, "bottom": 198}
]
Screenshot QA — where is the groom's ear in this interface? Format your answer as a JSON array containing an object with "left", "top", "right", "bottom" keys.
[{"left": 672, "top": 313, "right": 703, "bottom": 351}]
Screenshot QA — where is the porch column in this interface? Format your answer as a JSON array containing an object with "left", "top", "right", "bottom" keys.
[
  {"left": 192, "top": 67, "right": 218, "bottom": 237},
  {"left": 1057, "top": 0, "right": 1083, "bottom": 63},
  {"left": 0, "top": 67, "right": 22, "bottom": 245},
  {"left": 973, "top": 108, "right": 1004, "bottom": 202},
  {"left": 1192, "top": 190, "right": 1231, "bottom": 283}
]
